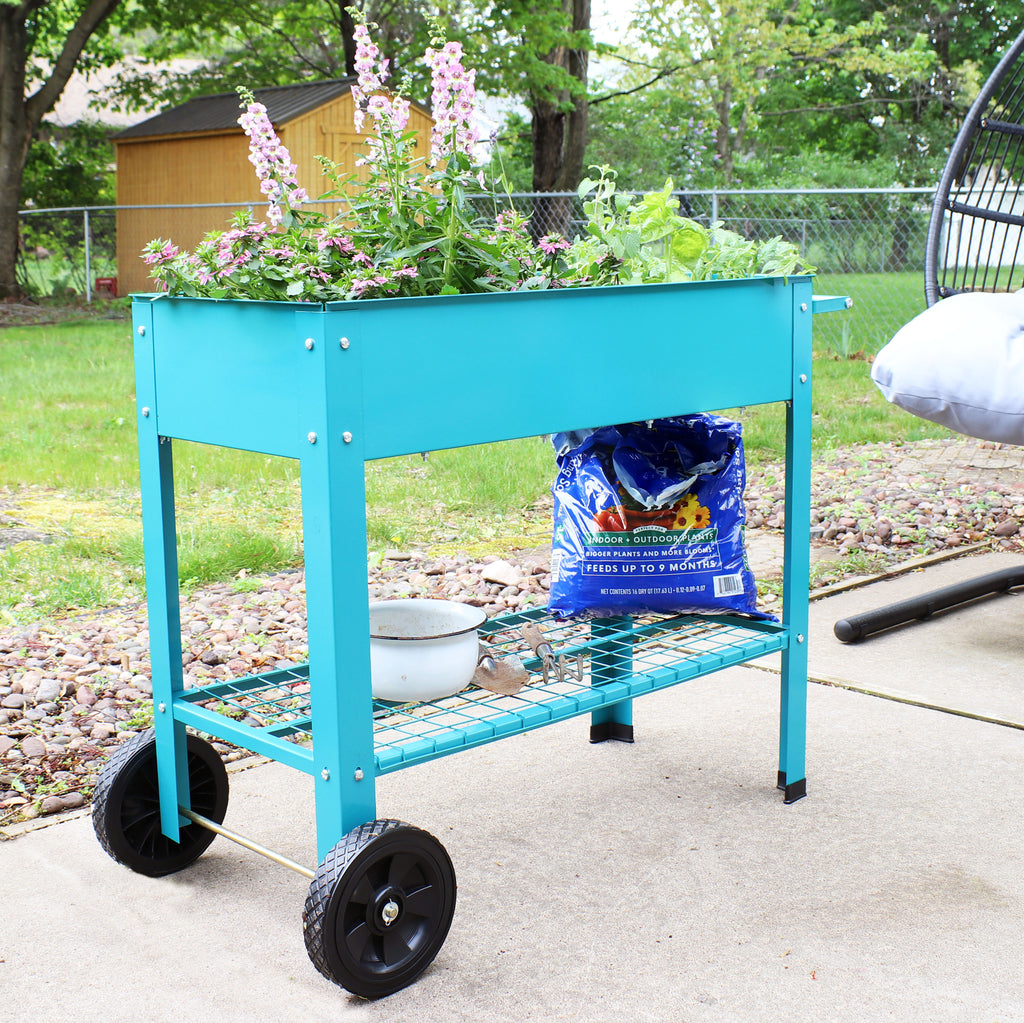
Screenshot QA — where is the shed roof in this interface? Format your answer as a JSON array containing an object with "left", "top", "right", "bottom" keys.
[{"left": 112, "top": 78, "right": 357, "bottom": 141}]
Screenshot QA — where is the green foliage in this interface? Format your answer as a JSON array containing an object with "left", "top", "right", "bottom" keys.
[
  {"left": 747, "top": 0, "right": 1023, "bottom": 185},
  {"left": 568, "top": 168, "right": 814, "bottom": 285},
  {"left": 22, "top": 121, "right": 116, "bottom": 209},
  {"left": 110, "top": 1, "right": 436, "bottom": 110},
  {"left": 17, "top": 122, "right": 118, "bottom": 298},
  {"left": 586, "top": 89, "right": 713, "bottom": 191},
  {"left": 625, "top": 0, "right": 935, "bottom": 181},
  {"left": 485, "top": 112, "right": 534, "bottom": 192}
]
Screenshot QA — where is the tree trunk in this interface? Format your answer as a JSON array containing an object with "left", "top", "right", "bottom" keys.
[
  {"left": 0, "top": 0, "right": 122, "bottom": 300},
  {"left": 556, "top": 0, "right": 590, "bottom": 192},
  {"left": 338, "top": 5, "right": 357, "bottom": 76},
  {"left": 530, "top": 0, "right": 591, "bottom": 240},
  {"left": 0, "top": 6, "right": 33, "bottom": 300}
]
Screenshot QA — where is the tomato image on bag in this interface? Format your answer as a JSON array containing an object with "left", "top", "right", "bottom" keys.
[{"left": 547, "top": 414, "right": 771, "bottom": 620}]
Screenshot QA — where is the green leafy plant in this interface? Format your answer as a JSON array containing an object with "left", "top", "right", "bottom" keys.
[{"left": 571, "top": 167, "right": 815, "bottom": 286}]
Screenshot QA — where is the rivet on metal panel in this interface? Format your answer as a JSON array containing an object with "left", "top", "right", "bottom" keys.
[
  {"left": 343, "top": 431, "right": 353, "bottom": 444},
  {"left": 797, "top": 634, "right": 805, "bottom": 644},
  {"left": 339, "top": 337, "right": 350, "bottom": 349},
  {"left": 158, "top": 703, "right": 166, "bottom": 713},
  {"left": 354, "top": 768, "right": 364, "bottom": 781},
  {"left": 305, "top": 338, "right": 315, "bottom": 350},
  {"left": 799, "top": 374, "right": 808, "bottom": 384},
  {"left": 308, "top": 432, "right": 318, "bottom": 444},
  {"left": 137, "top": 326, "right": 146, "bottom": 336},
  {"left": 141, "top": 407, "right": 151, "bottom": 417},
  {"left": 321, "top": 768, "right": 330, "bottom": 781},
  {"left": 800, "top": 303, "right": 808, "bottom": 312}
]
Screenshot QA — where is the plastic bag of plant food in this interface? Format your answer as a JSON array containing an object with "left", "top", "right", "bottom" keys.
[{"left": 547, "top": 414, "right": 771, "bottom": 620}]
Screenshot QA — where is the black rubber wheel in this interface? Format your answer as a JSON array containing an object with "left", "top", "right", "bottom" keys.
[
  {"left": 303, "top": 819, "right": 457, "bottom": 999},
  {"left": 92, "top": 728, "right": 229, "bottom": 877}
]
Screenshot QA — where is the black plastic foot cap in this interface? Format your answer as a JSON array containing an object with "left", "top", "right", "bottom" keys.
[
  {"left": 589, "top": 722, "right": 635, "bottom": 744},
  {"left": 781, "top": 777, "right": 807, "bottom": 804}
]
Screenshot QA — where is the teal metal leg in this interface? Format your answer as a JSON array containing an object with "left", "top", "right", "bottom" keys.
[
  {"left": 145, "top": 439, "right": 192, "bottom": 839},
  {"left": 777, "top": 286, "right": 813, "bottom": 803},
  {"left": 301, "top": 324, "right": 377, "bottom": 862},
  {"left": 134, "top": 314, "right": 191, "bottom": 842},
  {"left": 589, "top": 616, "right": 635, "bottom": 743}
]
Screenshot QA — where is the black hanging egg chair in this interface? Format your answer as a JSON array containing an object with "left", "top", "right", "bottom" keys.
[
  {"left": 836, "top": 28, "right": 1024, "bottom": 643},
  {"left": 926, "top": 29, "right": 1024, "bottom": 304}
]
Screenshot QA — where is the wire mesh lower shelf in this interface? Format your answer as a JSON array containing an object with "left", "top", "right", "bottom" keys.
[{"left": 173, "top": 607, "right": 787, "bottom": 775}]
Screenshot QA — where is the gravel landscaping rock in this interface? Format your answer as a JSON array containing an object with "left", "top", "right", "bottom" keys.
[{"left": 2, "top": 437, "right": 1023, "bottom": 829}]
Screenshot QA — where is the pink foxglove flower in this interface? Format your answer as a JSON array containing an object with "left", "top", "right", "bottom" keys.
[
  {"left": 423, "top": 40, "right": 479, "bottom": 164},
  {"left": 237, "top": 100, "right": 306, "bottom": 223},
  {"left": 350, "top": 22, "right": 410, "bottom": 144}
]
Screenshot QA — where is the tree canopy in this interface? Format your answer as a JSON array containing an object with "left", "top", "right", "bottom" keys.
[
  {"left": 7, "top": 0, "right": 1024, "bottom": 300},
  {"left": 591, "top": 0, "right": 1023, "bottom": 188},
  {"left": 1, "top": 0, "right": 124, "bottom": 297}
]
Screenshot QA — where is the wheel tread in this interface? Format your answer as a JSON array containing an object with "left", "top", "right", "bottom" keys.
[
  {"left": 92, "top": 728, "right": 229, "bottom": 876},
  {"left": 92, "top": 729, "right": 156, "bottom": 862},
  {"left": 304, "top": 819, "right": 409, "bottom": 982},
  {"left": 303, "top": 819, "right": 456, "bottom": 998}
]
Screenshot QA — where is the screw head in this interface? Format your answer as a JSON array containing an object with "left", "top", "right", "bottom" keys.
[
  {"left": 800, "top": 302, "right": 809, "bottom": 312},
  {"left": 305, "top": 338, "right": 315, "bottom": 350},
  {"left": 381, "top": 900, "right": 400, "bottom": 926},
  {"left": 137, "top": 326, "right": 146, "bottom": 336},
  {"left": 141, "top": 406, "right": 151, "bottom": 417},
  {"left": 320, "top": 768, "right": 330, "bottom": 781},
  {"left": 799, "top": 374, "right": 808, "bottom": 384},
  {"left": 354, "top": 767, "right": 364, "bottom": 781},
  {"left": 339, "top": 337, "right": 350, "bottom": 349},
  {"left": 308, "top": 431, "right": 318, "bottom": 444},
  {"left": 343, "top": 431, "right": 353, "bottom": 444}
]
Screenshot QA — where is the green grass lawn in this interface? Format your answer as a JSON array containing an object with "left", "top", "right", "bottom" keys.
[
  {"left": 0, "top": 279, "right": 950, "bottom": 624},
  {"left": 813, "top": 270, "right": 927, "bottom": 359}
]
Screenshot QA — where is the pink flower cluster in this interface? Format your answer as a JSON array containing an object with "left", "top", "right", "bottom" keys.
[
  {"left": 350, "top": 23, "right": 410, "bottom": 140},
  {"left": 423, "top": 41, "right": 479, "bottom": 164},
  {"left": 191, "top": 219, "right": 271, "bottom": 284},
  {"left": 237, "top": 101, "right": 308, "bottom": 226},
  {"left": 142, "top": 240, "right": 179, "bottom": 266},
  {"left": 538, "top": 234, "right": 570, "bottom": 256}
]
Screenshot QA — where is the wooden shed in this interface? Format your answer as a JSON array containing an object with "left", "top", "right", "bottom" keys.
[{"left": 112, "top": 79, "right": 433, "bottom": 296}]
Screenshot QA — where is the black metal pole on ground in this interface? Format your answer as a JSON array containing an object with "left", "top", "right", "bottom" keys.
[{"left": 833, "top": 567, "right": 1024, "bottom": 642}]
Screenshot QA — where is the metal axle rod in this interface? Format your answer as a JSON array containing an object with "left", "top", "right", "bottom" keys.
[{"left": 180, "top": 807, "right": 315, "bottom": 879}]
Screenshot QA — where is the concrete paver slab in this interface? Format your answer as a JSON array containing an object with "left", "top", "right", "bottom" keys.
[
  {"left": 808, "top": 551, "right": 1024, "bottom": 724},
  {"left": 2, "top": 667, "right": 1023, "bottom": 1022}
]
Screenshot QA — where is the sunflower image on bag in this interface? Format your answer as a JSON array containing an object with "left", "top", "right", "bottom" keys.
[{"left": 548, "top": 414, "right": 772, "bottom": 620}]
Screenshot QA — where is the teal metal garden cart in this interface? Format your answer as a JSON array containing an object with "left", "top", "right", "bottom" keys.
[{"left": 93, "top": 276, "right": 845, "bottom": 998}]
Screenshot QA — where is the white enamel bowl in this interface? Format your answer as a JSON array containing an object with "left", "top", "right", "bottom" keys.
[{"left": 368, "top": 598, "right": 487, "bottom": 702}]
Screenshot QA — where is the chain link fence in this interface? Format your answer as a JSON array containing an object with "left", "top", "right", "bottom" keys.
[{"left": 18, "top": 188, "right": 934, "bottom": 353}]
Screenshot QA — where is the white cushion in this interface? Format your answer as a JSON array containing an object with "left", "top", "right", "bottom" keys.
[{"left": 872, "top": 290, "right": 1024, "bottom": 444}]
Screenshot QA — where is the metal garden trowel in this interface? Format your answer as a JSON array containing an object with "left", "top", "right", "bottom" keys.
[
  {"left": 473, "top": 643, "right": 530, "bottom": 695},
  {"left": 519, "top": 623, "right": 583, "bottom": 685}
]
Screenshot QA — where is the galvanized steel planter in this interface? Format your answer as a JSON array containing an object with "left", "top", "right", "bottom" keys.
[{"left": 130, "top": 275, "right": 819, "bottom": 862}]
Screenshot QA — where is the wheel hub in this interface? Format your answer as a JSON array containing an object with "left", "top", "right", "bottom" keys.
[{"left": 370, "top": 886, "right": 405, "bottom": 933}]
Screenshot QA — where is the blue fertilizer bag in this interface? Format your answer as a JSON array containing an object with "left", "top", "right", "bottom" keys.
[{"left": 548, "top": 414, "right": 771, "bottom": 620}]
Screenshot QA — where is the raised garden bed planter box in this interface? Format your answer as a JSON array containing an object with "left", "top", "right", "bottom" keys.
[{"left": 95, "top": 275, "right": 843, "bottom": 998}]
